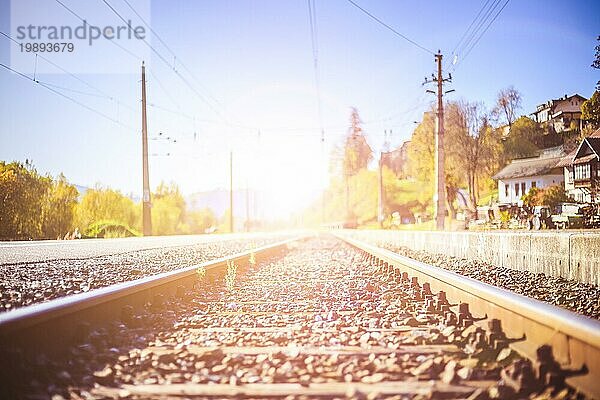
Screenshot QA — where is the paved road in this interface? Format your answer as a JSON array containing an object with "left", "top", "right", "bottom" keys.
[{"left": 0, "top": 232, "right": 299, "bottom": 265}]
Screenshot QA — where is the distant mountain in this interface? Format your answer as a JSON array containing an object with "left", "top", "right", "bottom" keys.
[
  {"left": 186, "top": 189, "right": 258, "bottom": 218},
  {"left": 72, "top": 184, "right": 139, "bottom": 202},
  {"left": 74, "top": 185, "right": 89, "bottom": 199}
]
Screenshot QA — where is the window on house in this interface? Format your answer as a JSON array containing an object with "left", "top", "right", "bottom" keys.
[
  {"left": 531, "top": 181, "right": 536, "bottom": 188},
  {"left": 574, "top": 164, "right": 590, "bottom": 180},
  {"left": 514, "top": 183, "right": 519, "bottom": 198},
  {"left": 505, "top": 184, "right": 509, "bottom": 198},
  {"left": 521, "top": 182, "right": 526, "bottom": 195}
]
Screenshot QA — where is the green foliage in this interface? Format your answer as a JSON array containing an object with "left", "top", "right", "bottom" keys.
[
  {"left": 151, "top": 181, "right": 186, "bottom": 235},
  {"left": 185, "top": 208, "right": 217, "bottom": 234},
  {"left": 0, "top": 161, "right": 220, "bottom": 239},
  {"left": 0, "top": 160, "right": 51, "bottom": 239},
  {"left": 582, "top": 91, "right": 600, "bottom": 128},
  {"left": 42, "top": 174, "right": 79, "bottom": 239},
  {"left": 502, "top": 116, "right": 541, "bottom": 161},
  {"left": 540, "top": 185, "right": 570, "bottom": 209},
  {"left": 218, "top": 207, "right": 233, "bottom": 233},
  {"left": 522, "top": 185, "right": 569, "bottom": 208},
  {"left": 0, "top": 161, "right": 79, "bottom": 240},
  {"left": 407, "top": 110, "right": 435, "bottom": 185},
  {"left": 74, "top": 186, "right": 140, "bottom": 233},
  {"left": 522, "top": 186, "right": 542, "bottom": 207},
  {"left": 85, "top": 220, "right": 141, "bottom": 238}
]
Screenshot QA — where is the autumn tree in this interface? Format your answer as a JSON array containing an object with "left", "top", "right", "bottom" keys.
[
  {"left": 185, "top": 208, "right": 216, "bottom": 234},
  {"left": 152, "top": 181, "right": 186, "bottom": 235},
  {"left": 523, "top": 185, "right": 569, "bottom": 208},
  {"left": 592, "top": 35, "right": 600, "bottom": 89},
  {"left": 491, "top": 86, "right": 522, "bottom": 129},
  {"left": 502, "top": 116, "right": 542, "bottom": 162},
  {"left": 582, "top": 90, "right": 600, "bottom": 129},
  {"left": 74, "top": 186, "right": 140, "bottom": 234},
  {"left": 41, "top": 173, "right": 79, "bottom": 239},
  {"left": 455, "top": 101, "right": 501, "bottom": 206},
  {"left": 343, "top": 108, "right": 373, "bottom": 177},
  {"left": 407, "top": 103, "right": 468, "bottom": 218},
  {"left": 0, "top": 161, "right": 51, "bottom": 239},
  {"left": 337, "top": 108, "right": 372, "bottom": 220}
]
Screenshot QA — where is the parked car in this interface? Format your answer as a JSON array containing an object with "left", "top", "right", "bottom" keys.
[{"left": 551, "top": 203, "right": 584, "bottom": 229}]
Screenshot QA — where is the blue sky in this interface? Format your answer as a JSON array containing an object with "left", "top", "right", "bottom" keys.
[{"left": 0, "top": 0, "right": 599, "bottom": 217}]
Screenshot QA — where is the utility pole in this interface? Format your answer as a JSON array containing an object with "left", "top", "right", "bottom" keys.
[
  {"left": 378, "top": 129, "right": 390, "bottom": 228},
  {"left": 424, "top": 51, "right": 452, "bottom": 230},
  {"left": 229, "top": 150, "right": 234, "bottom": 233},
  {"left": 141, "top": 61, "right": 152, "bottom": 236},
  {"left": 245, "top": 179, "right": 250, "bottom": 232},
  {"left": 377, "top": 151, "right": 384, "bottom": 228}
]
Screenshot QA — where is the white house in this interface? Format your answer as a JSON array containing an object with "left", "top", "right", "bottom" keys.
[{"left": 493, "top": 147, "right": 565, "bottom": 204}]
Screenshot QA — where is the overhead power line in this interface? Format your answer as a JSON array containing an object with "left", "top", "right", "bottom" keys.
[
  {"left": 100, "top": 0, "right": 236, "bottom": 125},
  {"left": 450, "top": 0, "right": 510, "bottom": 70},
  {"left": 458, "top": 0, "right": 510, "bottom": 68},
  {"left": 54, "top": 0, "right": 142, "bottom": 62},
  {"left": 120, "top": 0, "right": 223, "bottom": 109},
  {"left": 450, "top": 0, "right": 493, "bottom": 60},
  {"left": 0, "top": 62, "right": 133, "bottom": 130},
  {"left": 0, "top": 30, "right": 137, "bottom": 113},
  {"left": 345, "top": 0, "right": 434, "bottom": 56},
  {"left": 307, "top": 0, "right": 325, "bottom": 143}
]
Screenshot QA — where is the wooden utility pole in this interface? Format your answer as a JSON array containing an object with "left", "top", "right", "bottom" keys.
[
  {"left": 434, "top": 53, "right": 445, "bottom": 230},
  {"left": 141, "top": 61, "right": 152, "bottom": 236},
  {"left": 245, "top": 180, "right": 250, "bottom": 232},
  {"left": 378, "top": 130, "right": 390, "bottom": 228},
  {"left": 229, "top": 150, "right": 234, "bottom": 233},
  {"left": 378, "top": 151, "right": 384, "bottom": 228},
  {"left": 424, "top": 51, "right": 452, "bottom": 230}
]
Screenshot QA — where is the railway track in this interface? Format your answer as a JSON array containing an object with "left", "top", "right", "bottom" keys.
[{"left": 0, "top": 234, "right": 598, "bottom": 399}]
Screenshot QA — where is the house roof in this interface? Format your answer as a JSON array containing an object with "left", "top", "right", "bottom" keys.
[
  {"left": 532, "top": 93, "right": 588, "bottom": 114},
  {"left": 573, "top": 154, "right": 597, "bottom": 165},
  {"left": 493, "top": 156, "right": 563, "bottom": 180},
  {"left": 587, "top": 137, "right": 600, "bottom": 155},
  {"left": 556, "top": 148, "right": 577, "bottom": 167},
  {"left": 555, "top": 129, "right": 600, "bottom": 168}
]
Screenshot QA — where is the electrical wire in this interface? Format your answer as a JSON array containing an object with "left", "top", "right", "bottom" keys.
[
  {"left": 307, "top": 0, "right": 325, "bottom": 143},
  {"left": 0, "top": 30, "right": 137, "bottom": 113},
  {"left": 100, "top": 0, "right": 237, "bottom": 126},
  {"left": 54, "top": 0, "right": 143, "bottom": 62},
  {"left": 450, "top": 0, "right": 510, "bottom": 71},
  {"left": 0, "top": 62, "right": 133, "bottom": 130},
  {"left": 345, "top": 0, "right": 434, "bottom": 56},
  {"left": 456, "top": 0, "right": 510, "bottom": 69}
]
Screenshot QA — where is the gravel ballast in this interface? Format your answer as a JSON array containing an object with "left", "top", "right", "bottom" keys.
[
  {"left": 2, "top": 237, "right": 581, "bottom": 399},
  {"left": 364, "top": 240, "right": 600, "bottom": 320},
  {"left": 0, "top": 234, "right": 295, "bottom": 313}
]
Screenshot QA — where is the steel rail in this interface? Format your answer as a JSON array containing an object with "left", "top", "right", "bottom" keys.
[
  {"left": 335, "top": 233, "right": 600, "bottom": 398},
  {"left": 0, "top": 236, "right": 305, "bottom": 352}
]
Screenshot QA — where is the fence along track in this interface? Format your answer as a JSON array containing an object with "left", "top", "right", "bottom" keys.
[{"left": 336, "top": 233, "right": 600, "bottom": 398}]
